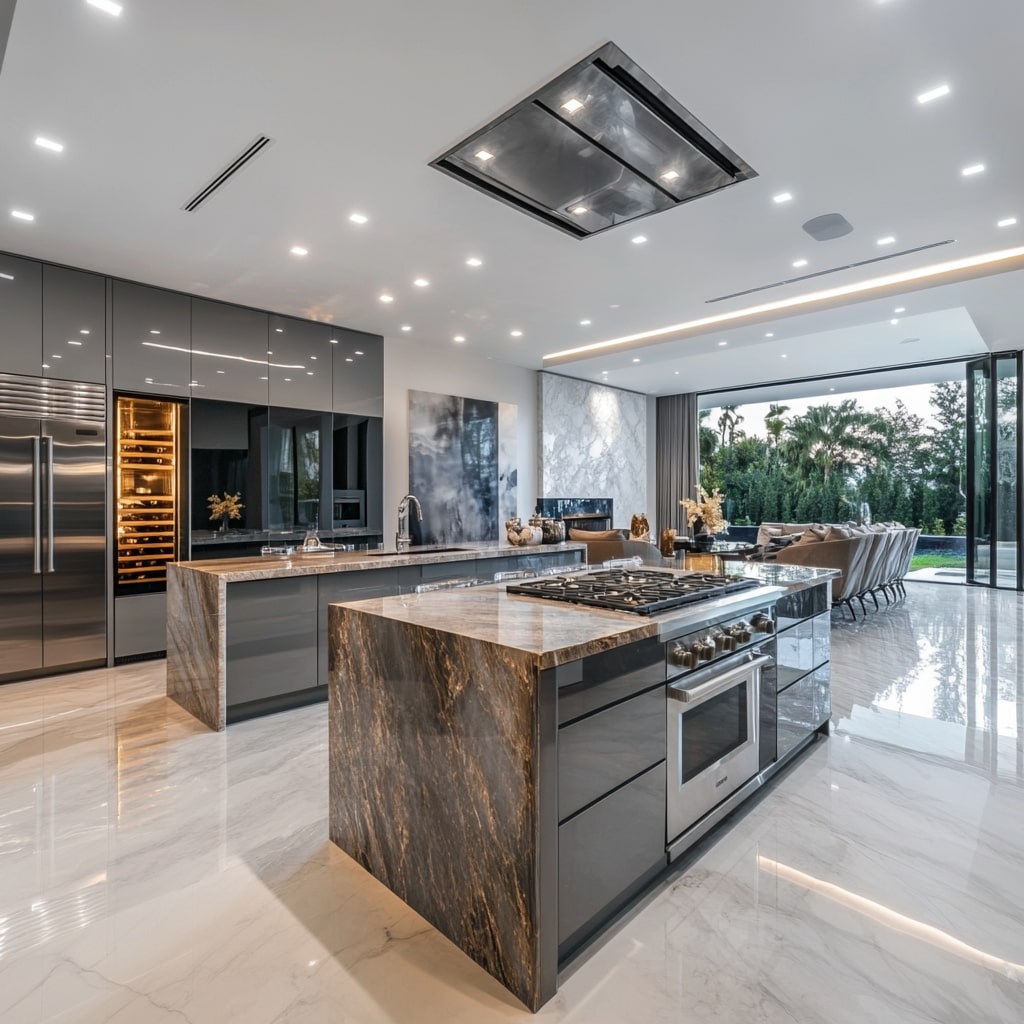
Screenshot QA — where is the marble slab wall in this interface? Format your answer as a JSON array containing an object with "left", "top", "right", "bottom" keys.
[{"left": 538, "top": 373, "right": 647, "bottom": 529}]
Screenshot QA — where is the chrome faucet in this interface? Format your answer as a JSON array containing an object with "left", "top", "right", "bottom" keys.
[{"left": 396, "top": 493, "right": 422, "bottom": 552}]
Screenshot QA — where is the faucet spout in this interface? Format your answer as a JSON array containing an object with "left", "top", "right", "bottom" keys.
[{"left": 396, "top": 493, "right": 422, "bottom": 552}]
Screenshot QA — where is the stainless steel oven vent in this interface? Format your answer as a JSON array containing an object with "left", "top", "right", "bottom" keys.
[{"left": 431, "top": 42, "right": 756, "bottom": 239}]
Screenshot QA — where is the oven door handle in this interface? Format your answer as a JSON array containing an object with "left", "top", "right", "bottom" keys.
[{"left": 667, "top": 653, "right": 772, "bottom": 708}]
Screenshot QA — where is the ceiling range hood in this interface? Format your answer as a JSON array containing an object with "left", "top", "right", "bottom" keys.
[{"left": 431, "top": 42, "right": 756, "bottom": 239}]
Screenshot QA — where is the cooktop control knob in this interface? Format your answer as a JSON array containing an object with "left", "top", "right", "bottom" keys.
[
  {"left": 729, "top": 622, "right": 753, "bottom": 643},
  {"left": 669, "top": 644, "right": 696, "bottom": 670},
  {"left": 714, "top": 633, "right": 736, "bottom": 653},
  {"left": 694, "top": 640, "right": 716, "bottom": 662},
  {"left": 752, "top": 613, "right": 775, "bottom": 634}
]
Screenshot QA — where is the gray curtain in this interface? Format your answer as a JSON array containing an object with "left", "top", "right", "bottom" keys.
[{"left": 656, "top": 393, "right": 699, "bottom": 534}]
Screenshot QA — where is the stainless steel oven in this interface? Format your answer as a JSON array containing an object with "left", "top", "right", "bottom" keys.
[{"left": 664, "top": 606, "right": 775, "bottom": 856}]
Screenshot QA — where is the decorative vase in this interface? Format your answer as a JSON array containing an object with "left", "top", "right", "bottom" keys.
[
  {"left": 659, "top": 528, "right": 676, "bottom": 558},
  {"left": 220, "top": 514, "right": 231, "bottom": 534}
]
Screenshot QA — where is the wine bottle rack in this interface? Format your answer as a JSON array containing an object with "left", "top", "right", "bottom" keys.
[{"left": 115, "top": 396, "right": 181, "bottom": 591}]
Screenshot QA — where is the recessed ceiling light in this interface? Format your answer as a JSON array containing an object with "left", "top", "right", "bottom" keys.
[
  {"left": 773, "top": 192, "right": 793, "bottom": 204},
  {"left": 674, "top": 370, "right": 680, "bottom": 375},
  {"left": 781, "top": 354, "right": 788, "bottom": 359},
  {"left": 86, "top": 0, "right": 122, "bottom": 15},
  {"left": 660, "top": 170, "right": 680, "bottom": 182},
  {"left": 561, "top": 98, "right": 584, "bottom": 114},
  {"left": 413, "top": 278, "right": 429, "bottom": 287},
  {"left": 792, "top": 258, "right": 808, "bottom": 268},
  {"left": 717, "top": 340, "right": 728, "bottom": 347},
  {"left": 34, "top": 136, "right": 64, "bottom": 153},
  {"left": 632, "top": 357, "right": 640, "bottom": 363},
  {"left": 631, "top": 235, "right": 647, "bottom": 245},
  {"left": 216, "top": 370, "right": 225, "bottom": 374},
  {"left": 579, "top": 319, "right": 591, "bottom": 326},
  {"left": 475, "top": 149, "right": 495, "bottom": 162},
  {"left": 290, "top": 245, "right": 309, "bottom": 256},
  {"left": 962, "top": 163, "right": 985, "bottom": 176},
  {"left": 765, "top": 332, "right": 774, "bottom": 338},
  {"left": 571, "top": 205, "right": 588, "bottom": 215},
  {"left": 349, "top": 212, "right": 369, "bottom": 224},
  {"left": 829, "top": 387, "right": 836, "bottom": 392},
  {"left": 609, "top": 303, "right": 620, "bottom": 309},
  {"left": 917, "top": 84, "right": 950, "bottom": 104},
  {"left": 400, "top": 325, "right": 412, "bottom": 332},
  {"left": 379, "top": 294, "right": 394, "bottom": 303},
  {"left": 894, "top": 306, "right": 906, "bottom": 313},
  {"left": 998, "top": 217, "right": 1017, "bottom": 228},
  {"left": 465, "top": 257, "right": 483, "bottom": 267},
  {"left": 510, "top": 329, "right": 523, "bottom": 337},
  {"left": 11, "top": 210, "right": 35, "bottom": 221},
  {"left": 890, "top": 318, "right": 899, "bottom": 325},
  {"left": 877, "top": 236, "right": 896, "bottom": 246},
  {"left": 453, "top": 335, "right": 466, "bottom": 342}
]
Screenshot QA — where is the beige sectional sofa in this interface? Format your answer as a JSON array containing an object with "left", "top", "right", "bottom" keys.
[{"left": 756, "top": 522, "right": 921, "bottom": 617}]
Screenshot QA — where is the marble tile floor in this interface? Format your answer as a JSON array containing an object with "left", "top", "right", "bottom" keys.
[{"left": 1, "top": 581, "right": 1022, "bottom": 1023}]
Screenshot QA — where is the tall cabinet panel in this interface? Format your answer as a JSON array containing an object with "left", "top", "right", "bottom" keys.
[
  {"left": 112, "top": 281, "right": 191, "bottom": 395},
  {"left": 42, "top": 265, "right": 106, "bottom": 383},
  {"left": 0, "top": 254, "right": 43, "bottom": 377},
  {"left": 190, "top": 299, "right": 269, "bottom": 405}
]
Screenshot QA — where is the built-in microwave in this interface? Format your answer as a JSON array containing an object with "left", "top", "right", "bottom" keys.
[{"left": 332, "top": 489, "right": 365, "bottom": 528}]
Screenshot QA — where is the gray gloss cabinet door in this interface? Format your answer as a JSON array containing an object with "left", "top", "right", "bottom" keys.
[
  {"left": 0, "top": 254, "right": 43, "bottom": 376},
  {"left": 191, "top": 299, "right": 269, "bottom": 405},
  {"left": 42, "top": 265, "right": 106, "bottom": 383},
  {"left": 332, "top": 328, "right": 383, "bottom": 417},
  {"left": 112, "top": 281, "right": 191, "bottom": 395},
  {"left": 268, "top": 314, "right": 333, "bottom": 411}
]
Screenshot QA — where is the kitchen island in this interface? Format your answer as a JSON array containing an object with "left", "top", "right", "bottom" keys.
[
  {"left": 327, "top": 564, "right": 836, "bottom": 1011},
  {"left": 165, "top": 541, "right": 585, "bottom": 730}
]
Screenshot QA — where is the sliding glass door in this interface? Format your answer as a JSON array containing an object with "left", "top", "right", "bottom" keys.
[{"left": 966, "top": 353, "right": 1022, "bottom": 589}]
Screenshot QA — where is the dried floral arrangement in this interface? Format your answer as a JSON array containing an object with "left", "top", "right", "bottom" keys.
[
  {"left": 679, "top": 486, "right": 727, "bottom": 535},
  {"left": 208, "top": 492, "right": 244, "bottom": 521}
]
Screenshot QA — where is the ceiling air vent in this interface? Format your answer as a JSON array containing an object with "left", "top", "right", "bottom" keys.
[
  {"left": 706, "top": 239, "right": 956, "bottom": 303},
  {"left": 431, "top": 42, "right": 756, "bottom": 239},
  {"left": 181, "top": 135, "right": 274, "bottom": 212}
]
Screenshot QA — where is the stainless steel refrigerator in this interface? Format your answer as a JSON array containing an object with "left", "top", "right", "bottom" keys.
[{"left": 0, "top": 373, "right": 106, "bottom": 682}]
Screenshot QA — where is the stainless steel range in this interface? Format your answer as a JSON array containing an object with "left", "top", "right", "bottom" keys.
[{"left": 508, "top": 567, "right": 779, "bottom": 862}]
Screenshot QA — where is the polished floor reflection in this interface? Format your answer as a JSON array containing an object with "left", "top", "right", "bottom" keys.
[{"left": 1, "top": 583, "right": 1022, "bottom": 1022}]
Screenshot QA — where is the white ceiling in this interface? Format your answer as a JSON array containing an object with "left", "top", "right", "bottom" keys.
[{"left": 1, "top": 0, "right": 1022, "bottom": 396}]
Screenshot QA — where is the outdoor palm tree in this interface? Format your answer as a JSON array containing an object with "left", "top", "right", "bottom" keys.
[
  {"left": 717, "top": 405, "right": 744, "bottom": 447},
  {"left": 783, "top": 400, "right": 881, "bottom": 482}
]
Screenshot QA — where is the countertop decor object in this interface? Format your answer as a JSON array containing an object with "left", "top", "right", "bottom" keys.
[
  {"left": 208, "top": 491, "right": 243, "bottom": 532},
  {"left": 680, "top": 486, "right": 727, "bottom": 543}
]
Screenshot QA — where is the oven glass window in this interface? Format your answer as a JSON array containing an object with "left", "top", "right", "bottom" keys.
[{"left": 680, "top": 683, "right": 749, "bottom": 783}]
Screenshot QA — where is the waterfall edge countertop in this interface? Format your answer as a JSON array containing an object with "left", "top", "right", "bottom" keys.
[
  {"left": 326, "top": 562, "right": 838, "bottom": 1011},
  {"left": 165, "top": 541, "right": 588, "bottom": 730}
]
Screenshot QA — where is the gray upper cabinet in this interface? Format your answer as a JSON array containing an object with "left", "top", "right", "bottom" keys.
[
  {"left": 0, "top": 253, "right": 43, "bottom": 377},
  {"left": 42, "top": 265, "right": 106, "bottom": 384},
  {"left": 268, "top": 314, "right": 333, "bottom": 412},
  {"left": 191, "top": 299, "right": 269, "bottom": 405},
  {"left": 112, "top": 281, "right": 191, "bottom": 396},
  {"left": 331, "top": 328, "right": 383, "bottom": 416}
]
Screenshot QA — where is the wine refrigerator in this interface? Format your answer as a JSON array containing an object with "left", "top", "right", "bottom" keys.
[{"left": 114, "top": 394, "right": 188, "bottom": 595}]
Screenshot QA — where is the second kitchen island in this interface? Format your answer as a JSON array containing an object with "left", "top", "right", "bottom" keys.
[{"left": 327, "top": 564, "right": 835, "bottom": 1011}]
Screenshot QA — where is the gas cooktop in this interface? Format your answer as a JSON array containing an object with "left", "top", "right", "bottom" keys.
[{"left": 505, "top": 568, "right": 761, "bottom": 615}]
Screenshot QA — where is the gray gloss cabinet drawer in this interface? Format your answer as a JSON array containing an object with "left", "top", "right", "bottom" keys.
[
  {"left": 557, "top": 636, "right": 665, "bottom": 724},
  {"left": 558, "top": 685, "right": 665, "bottom": 821},
  {"left": 558, "top": 762, "right": 666, "bottom": 950},
  {"left": 226, "top": 577, "right": 318, "bottom": 705},
  {"left": 317, "top": 570, "right": 399, "bottom": 686}
]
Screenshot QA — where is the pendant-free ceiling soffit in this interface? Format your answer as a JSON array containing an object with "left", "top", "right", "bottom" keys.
[{"left": 431, "top": 42, "right": 757, "bottom": 239}]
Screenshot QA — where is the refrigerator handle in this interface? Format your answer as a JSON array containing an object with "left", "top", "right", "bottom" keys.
[
  {"left": 44, "top": 435, "right": 55, "bottom": 573},
  {"left": 32, "top": 436, "right": 42, "bottom": 574}
]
